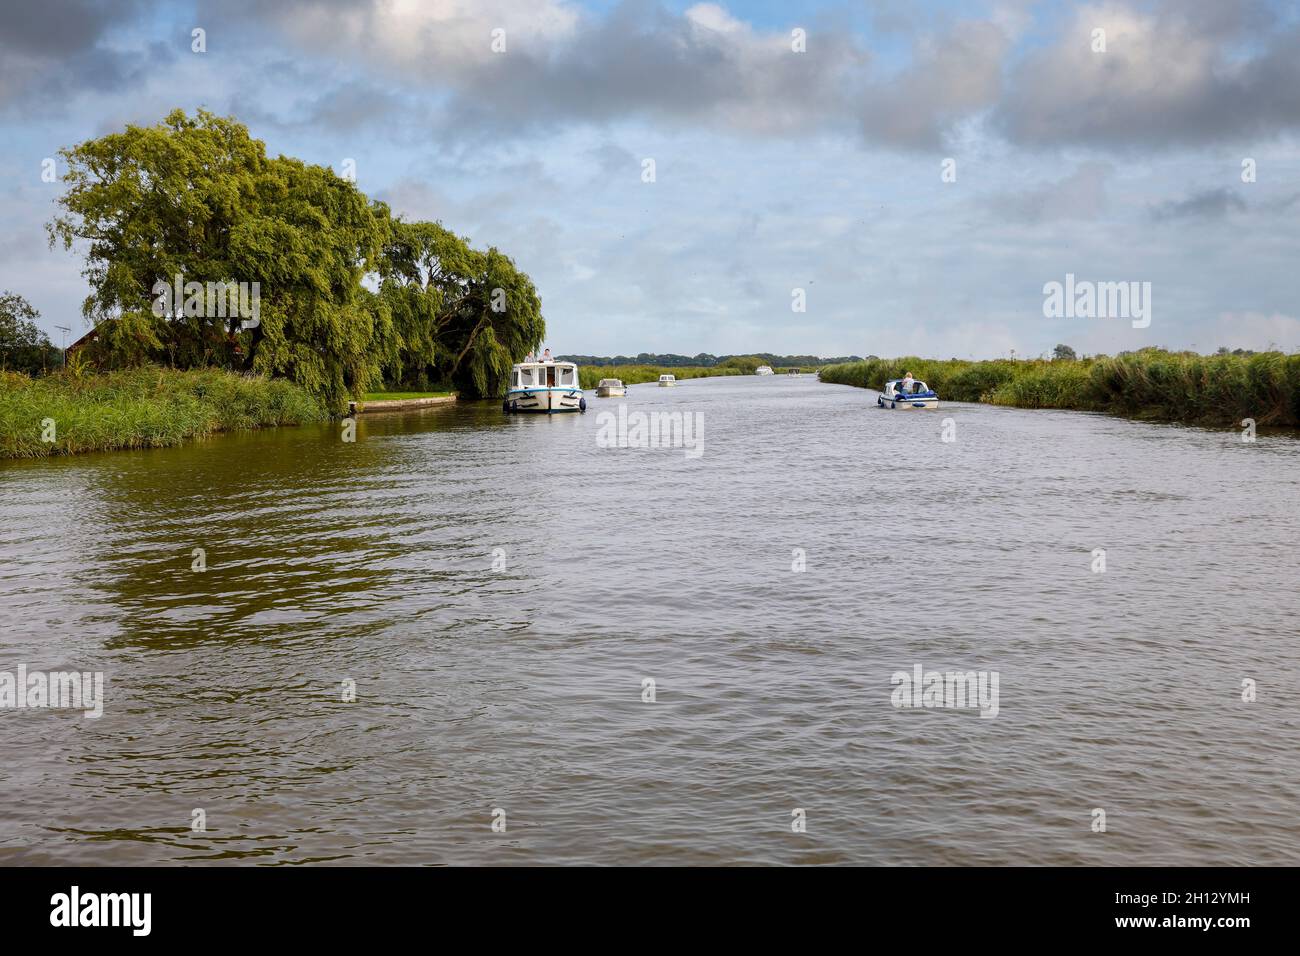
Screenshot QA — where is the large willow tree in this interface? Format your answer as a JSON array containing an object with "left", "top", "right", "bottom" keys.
[
  {"left": 47, "top": 109, "right": 544, "bottom": 408},
  {"left": 374, "top": 218, "right": 544, "bottom": 398}
]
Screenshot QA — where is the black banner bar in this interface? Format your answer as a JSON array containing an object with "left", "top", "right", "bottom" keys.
[{"left": 2, "top": 865, "right": 1279, "bottom": 942}]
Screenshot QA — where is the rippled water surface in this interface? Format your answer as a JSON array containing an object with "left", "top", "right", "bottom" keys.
[{"left": 2, "top": 375, "right": 1299, "bottom": 865}]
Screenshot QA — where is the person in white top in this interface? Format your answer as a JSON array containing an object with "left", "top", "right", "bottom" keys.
[
  {"left": 542, "top": 348, "right": 552, "bottom": 363},
  {"left": 900, "top": 371, "right": 914, "bottom": 393}
]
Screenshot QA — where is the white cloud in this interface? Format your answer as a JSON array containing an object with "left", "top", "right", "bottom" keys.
[
  {"left": 279, "top": 0, "right": 582, "bottom": 71},
  {"left": 997, "top": 1, "right": 1300, "bottom": 146}
]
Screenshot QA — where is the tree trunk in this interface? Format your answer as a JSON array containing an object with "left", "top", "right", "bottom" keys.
[{"left": 450, "top": 313, "right": 489, "bottom": 374}]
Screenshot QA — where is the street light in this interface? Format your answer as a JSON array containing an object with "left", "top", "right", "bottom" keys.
[{"left": 54, "top": 325, "right": 70, "bottom": 369}]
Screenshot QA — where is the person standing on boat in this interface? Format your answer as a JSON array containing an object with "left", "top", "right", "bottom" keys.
[
  {"left": 900, "top": 371, "right": 914, "bottom": 393},
  {"left": 542, "top": 348, "right": 552, "bottom": 363}
]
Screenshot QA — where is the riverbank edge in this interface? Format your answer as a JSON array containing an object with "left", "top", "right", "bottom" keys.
[
  {"left": 0, "top": 367, "right": 328, "bottom": 460},
  {"left": 818, "top": 353, "right": 1300, "bottom": 428},
  {"left": 350, "top": 395, "right": 458, "bottom": 414}
]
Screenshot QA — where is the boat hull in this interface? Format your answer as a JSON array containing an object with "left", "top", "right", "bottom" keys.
[
  {"left": 878, "top": 394, "right": 939, "bottom": 409},
  {"left": 596, "top": 386, "right": 626, "bottom": 397},
  {"left": 506, "top": 387, "right": 584, "bottom": 413},
  {"left": 658, "top": 381, "right": 675, "bottom": 387}
]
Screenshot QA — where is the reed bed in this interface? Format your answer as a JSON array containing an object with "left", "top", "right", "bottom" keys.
[
  {"left": 818, "top": 351, "right": 1300, "bottom": 426},
  {"left": 0, "top": 366, "right": 327, "bottom": 459}
]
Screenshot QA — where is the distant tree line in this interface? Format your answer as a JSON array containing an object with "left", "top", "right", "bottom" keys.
[
  {"left": 46, "top": 109, "right": 543, "bottom": 412},
  {"left": 1055, "top": 344, "right": 1263, "bottom": 360},
  {"left": 557, "top": 352, "right": 863, "bottom": 368}
]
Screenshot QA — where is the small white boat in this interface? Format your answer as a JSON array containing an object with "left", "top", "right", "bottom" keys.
[
  {"left": 595, "top": 378, "right": 626, "bottom": 398},
  {"left": 504, "top": 361, "right": 586, "bottom": 413},
  {"left": 658, "top": 374, "right": 676, "bottom": 387},
  {"left": 755, "top": 365, "right": 774, "bottom": 375},
  {"left": 878, "top": 379, "right": 939, "bottom": 409}
]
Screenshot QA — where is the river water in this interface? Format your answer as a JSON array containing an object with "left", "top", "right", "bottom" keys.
[{"left": 2, "top": 374, "right": 1298, "bottom": 865}]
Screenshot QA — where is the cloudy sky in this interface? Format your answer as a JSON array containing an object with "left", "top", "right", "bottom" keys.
[{"left": 3, "top": 0, "right": 1299, "bottom": 358}]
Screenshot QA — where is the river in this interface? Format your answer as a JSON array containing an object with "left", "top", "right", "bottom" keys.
[{"left": 2, "top": 374, "right": 1298, "bottom": 865}]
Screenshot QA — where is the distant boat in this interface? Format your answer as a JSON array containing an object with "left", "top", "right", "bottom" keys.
[
  {"left": 755, "top": 365, "right": 774, "bottom": 375},
  {"left": 878, "top": 379, "right": 939, "bottom": 409},
  {"left": 504, "top": 360, "right": 586, "bottom": 413},
  {"left": 658, "top": 374, "right": 676, "bottom": 387},
  {"left": 595, "top": 378, "right": 626, "bottom": 397}
]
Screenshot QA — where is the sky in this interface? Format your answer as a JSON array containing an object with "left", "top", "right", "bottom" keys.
[{"left": 2, "top": 0, "right": 1299, "bottom": 359}]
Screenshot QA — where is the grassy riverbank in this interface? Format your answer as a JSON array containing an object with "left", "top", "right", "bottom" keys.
[
  {"left": 0, "top": 366, "right": 327, "bottom": 459},
  {"left": 361, "top": 390, "right": 454, "bottom": 401},
  {"left": 819, "top": 351, "right": 1300, "bottom": 426},
  {"left": 577, "top": 365, "right": 743, "bottom": 389}
]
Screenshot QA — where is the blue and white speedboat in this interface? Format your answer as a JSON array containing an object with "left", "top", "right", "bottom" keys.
[
  {"left": 504, "top": 361, "right": 586, "bottom": 413},
  {"left": 878, "top": 379, "right": 939, "bottom": 409}
]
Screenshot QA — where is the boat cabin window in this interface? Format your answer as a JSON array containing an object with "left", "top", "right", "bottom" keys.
[
  {"left": 889, "top": 380, "right": 925, "bottom": 395},
  {"left": 515, "top": 367, "right": 535, "bottom": 388},
  {"left": 558, "top": 366, "right": 575, "bottom": 387}
]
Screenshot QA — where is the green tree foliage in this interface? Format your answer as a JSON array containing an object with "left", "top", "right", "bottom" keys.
[
  {"left": 49, "top": 110, "right": 267, "bottom": 369},
  {"left": 0, "top": 291, "right": 61, "bottom": 374},
  {"left": 373, "top": 219, "right": 544, "bottom": 398},
  {"left": 1052, "top": 343, "right": 1078, "bottom": 361},
  {"left": 47, "top": 109, "right": 544, "bottom": 409}
]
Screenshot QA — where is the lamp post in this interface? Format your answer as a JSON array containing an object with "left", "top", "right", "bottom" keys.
[{"left": 54, "top": 325, "right": 70, "bottom": 369}]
